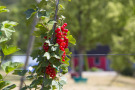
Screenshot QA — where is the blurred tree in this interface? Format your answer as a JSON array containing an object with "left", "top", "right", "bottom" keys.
[
  {"left": 63, "top": 0, "right": 135, "bottom": 76},
  {"left": 1, "top": 0, "right": 135, "bottom": 76}
]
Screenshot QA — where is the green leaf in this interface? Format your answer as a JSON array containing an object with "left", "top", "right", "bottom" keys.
[
  {"left": 44, "top": 52, "right": 50, "bottom": 60},
  {"left": 26, "top": 76, "right": 34, "bottom": 80},
  {"left": 25, "top": 9, "right": 36, "bottom": 19},
  {"left": 0, "top": 31, "right": 2, "bottom": 36},
  {"left": 37, "top": 10, "right": 46, "bottom": 18},
  {"left": 0, "top": 74, "right": 2, "bottom": 80},
  {"left": 2, "top": 45, "right": 20, "bottom": 55},
  {"left": 41, "top": 60, "right": 49, "bottom": 67},
  {"left": 61, "top": 64, "right": 68, "bottom": 74},
  {"left": 1, "top": 61, "right": 23, "bottom": 74},
  {"left": 12, "top": 70, "right": 27, "bottom": 76},
  {"left": 47, "top": 21, "right": 56, "bottom": 30},
  {"left": 59, "top": 4, "right": 65, "bottom": 9},
  {"left": 1, "top": 21, "right": 18, "bottom": 39},
  {"left": 30, "top": 77, "right": 43, "bottom": 88},
  {"left": 67, "top": 35, "right": 76, "bottom": 45},
  {"left": 65, "top": 48, "right": 72, "bottom": 56},
  {"left": 43, "top": 78, "right": 52, "bottom": 87},
  {"left": 2, "top": 84, "right": 16, "bottom": 90},
  {"left": 0, "top": 6, "right": 9, "bottom": 14},
  {"left": 52, "top": 85, "right": 57, "bottom": 90},
  {"left": 49, "top": 58, "right": 61, "bottom": 67},
  {"left": 0, "top": 81, "right": 10, "bottom": 89}
]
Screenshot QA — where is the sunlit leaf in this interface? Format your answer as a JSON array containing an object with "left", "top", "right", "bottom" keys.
[
  {"left": 1, "top": 61, "right": 23, "bottom": 74},
  {"left": 2, "top": 45, "right": 20, "bottom": 55}
]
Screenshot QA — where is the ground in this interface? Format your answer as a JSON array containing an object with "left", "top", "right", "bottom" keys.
[{"left": 1, "top": 70, "right": 135, "bottom": 90}]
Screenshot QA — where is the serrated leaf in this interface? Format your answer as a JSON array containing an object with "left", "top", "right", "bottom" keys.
[
  {"left": 2, "top": 84, "right": 16, "bottom": 90},
  {"left": 25, "top": 9, "right": 36, "bottom": 19},
  {"left": 2, "top": 45, "right": 20, "bottom": 55},
  {"left": 12, "top": 70, "right": 27, "bottom": 76},
  {"left": 67, "top": 35, "right": 76, "bottom": 45},
  {"left": 1, "top": 61, "right": 23, "bottom": 74},
  {"left": 0, "top": 81, "right": 10, "bottom": 89},
  {"left": 1, "top": 21, "right": 18, "bottom": 39},
  {"left": 44, "top": 52, "right": 50, "bottom": 60}
]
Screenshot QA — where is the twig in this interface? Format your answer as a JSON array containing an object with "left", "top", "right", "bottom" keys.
[{"left": 51, "top": 0, "right": 60, "bottom": 41}]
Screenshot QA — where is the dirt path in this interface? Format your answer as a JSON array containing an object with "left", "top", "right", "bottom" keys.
[{"left": 1, "top": 71, "right": 135, "bottom": 90}]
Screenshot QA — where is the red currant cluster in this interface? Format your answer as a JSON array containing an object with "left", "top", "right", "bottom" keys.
[
  {"left": 43, "top": 42, "right": 49, "bottom": 52},
  {"left": 55, "top": 23, "right": 69, "bottom": 62},
  {"left": 45, "top": 65, "right": 56, "bottom": 79}
]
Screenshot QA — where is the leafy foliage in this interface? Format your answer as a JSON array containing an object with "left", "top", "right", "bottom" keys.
[
  {"left": 1, "top": 61, "right": 23, "bottom": 74},
  {"left": 0, "top": 5, "right": 23, "bottom": 90}
]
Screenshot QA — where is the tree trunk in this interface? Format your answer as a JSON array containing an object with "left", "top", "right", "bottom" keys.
[
  {"left": 19, "top": 16, "right": 38, "bottom": 89},
  {"left": 78, "top": 50, "right": 84, "bottom": 77}
]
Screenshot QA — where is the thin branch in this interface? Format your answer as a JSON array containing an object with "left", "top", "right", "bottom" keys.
[{"left": 51, "top": 0, "right": 60, "bottom": 41}]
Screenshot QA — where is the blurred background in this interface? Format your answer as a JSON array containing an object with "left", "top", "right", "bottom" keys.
[{"left": 0, "top": 0, "right": 135, "bottom": 90}]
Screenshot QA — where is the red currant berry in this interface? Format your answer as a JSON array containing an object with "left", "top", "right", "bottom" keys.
[
  {"left": 64, "top": 29, "right": 68, "bottom": 32},
  {"left": 63, "top": 33, "right": 67, "bottom": 36},
  {"left": 57, "top": 28, "right": 60, "bottom": 31},
  {"left": 64, "top": 23, "right": 67, "bottom": 26}
]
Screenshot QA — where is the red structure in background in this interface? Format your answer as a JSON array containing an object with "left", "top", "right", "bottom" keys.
[
  {"left": 88, "top": 56, "right": 106, "bottom": 70},
  {"left": 73, "top": 45, "right": 110, "bottom": 71}
]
